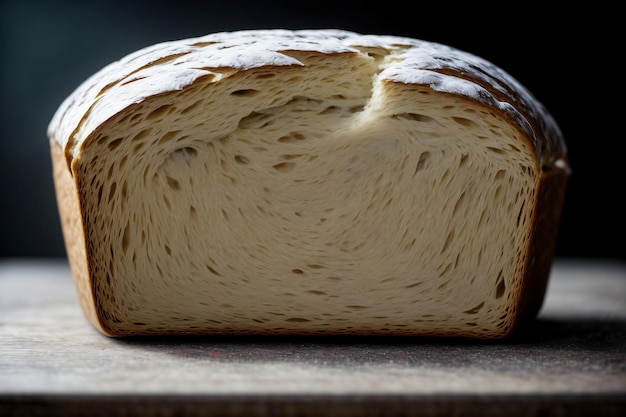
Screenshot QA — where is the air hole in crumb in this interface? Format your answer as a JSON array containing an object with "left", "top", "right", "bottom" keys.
[
  {"left": 132, "top": 129, "right": 151, "bottom": 142},
  {"left": 121, "top": 223, "right": 130, "bottom": 253},
  {"left": 495, "top": 277, "right": 506, "bottom": 298},
  {"left": 277, "top": 132, "right": 305, "bottom": 143},
  {"left": 166, "top": 176, "right": 180, "bottom": 190},
  {"left": 459, "top": 153, "right": 469, "bottom": 167},
  {"left": 452, "top": 116, "right": 478, "bottom": 127},
  {"left": 234, "top": 155, "right": 250, "bottom": 164},
  {"left": 441, "top": 230, "right": 454, "bottom": 253},
  {"left": 108, "top": 182, "right": 117, "bottom": 203},
  {"left": 119, "top": 156, "right": 128, "bottom": 170},
  {"left": 318, "top": 106, "right": 340, "bottom": 115},
  {"left": 291, "top": 268, "right": 304, "bottom": 274},
  {"left": 453, "top": 192, "right": 466, "bottom": 215},
  {"left": 146, "top": 104, "right": 172, "bottom": 120},
  {"left": 181, "top": 101, "right": 202, "bottom": 114},
  {"left": 255, "top": 73, "right": 276, "bottom": 79},
  {"left": 108, "top": 138, "right": 123, "bottom": 150},
  {"left": 517, "top": 202, "right": 525, "bottom": 226},
  {"left": 463, "top": 302, "right": 484, "bottom": 314},
  {"left": 285, "top": 317, "right": 310, "bottom": 322},
  {"left": 392, "top": 112, "right": 435, "bottom": 123},
  {"left": 414, "top": 152, "right": 431, "bottom": 174},
  {"left": 238, "top": 112, "right": 273, "bottom": 129},
  {"left": 230, "top": 89, "right": 259, "bottom": 97},
  {"left": 280, "top": 154, "right": 301, "bottom": 160},
  {"left": 207, "top": 265, "right": 222, "bottom": 276},
  {"left": 159, "top": 131, "right": 180, "bottom": 144},
  {"left": 487, "top": 147, "right": 506, "bottom": 155},
  {"left": 170, "top": 147, "right": 198, "bottom": 161},
  {"left": 273, "top": 162, "right": 296, "bottom": 173}
]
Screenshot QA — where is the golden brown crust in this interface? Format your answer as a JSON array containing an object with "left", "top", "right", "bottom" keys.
[
  {"left": 515, "top": 163, "right": 570, "bottom": 329},
  {"left": 51, "top": 141, "right": 111, "bottom": 336}
]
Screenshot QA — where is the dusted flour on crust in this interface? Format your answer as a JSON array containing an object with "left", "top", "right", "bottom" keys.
[{"left": 49, "top": 29, "right": 565, "bottom": 166}]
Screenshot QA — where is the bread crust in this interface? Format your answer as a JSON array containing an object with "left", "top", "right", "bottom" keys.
[
  {"left": 48, "top": 30, "right": 566, "bottom": 168},
  {"left": 51, "top": 142, "right": 110, "bottom": 335},
  {"left": 516, "top": 165, "right": 569, "bottom": 325}
]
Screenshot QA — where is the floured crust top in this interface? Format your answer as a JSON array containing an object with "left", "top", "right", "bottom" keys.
[{"left": 48, "top": 29, "right": 566, "bottom": 168}]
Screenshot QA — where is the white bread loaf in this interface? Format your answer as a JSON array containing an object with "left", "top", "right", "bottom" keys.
[{"left": 48, "top": 29, "right": 569, "bottom": 339}]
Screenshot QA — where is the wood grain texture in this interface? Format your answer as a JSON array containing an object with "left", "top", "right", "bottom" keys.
[{"left": 0, "top": 258, "right": 625, "bottom": 416}]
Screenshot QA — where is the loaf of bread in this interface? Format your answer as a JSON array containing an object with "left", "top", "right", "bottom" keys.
[{"left": 48, "top": 29, "right": 569, "bottom": 339}]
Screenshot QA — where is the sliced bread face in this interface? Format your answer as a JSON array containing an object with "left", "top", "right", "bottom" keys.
[{"left": 49, "top": 30, "right": 569, "bottom": 338}]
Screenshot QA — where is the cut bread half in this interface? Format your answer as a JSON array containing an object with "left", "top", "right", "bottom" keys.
[{"left": 48, "top": 29, "right": 569, "bottom": 338}]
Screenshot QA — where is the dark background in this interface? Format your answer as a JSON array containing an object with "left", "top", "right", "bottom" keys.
[{"left": 1, "top": 0, "right": 622, "bottom": 261}]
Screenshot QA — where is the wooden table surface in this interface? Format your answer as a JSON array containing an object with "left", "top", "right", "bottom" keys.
[{"left": 1, "top": 258, "right": 625, "bottom": 416}]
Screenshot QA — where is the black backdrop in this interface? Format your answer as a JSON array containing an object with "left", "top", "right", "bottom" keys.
[{"left": 1, "top": 0, "right": 622, "bottom": 260}]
